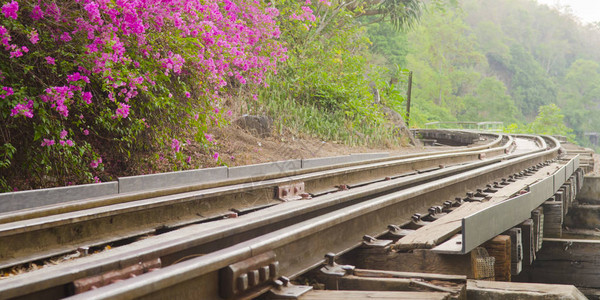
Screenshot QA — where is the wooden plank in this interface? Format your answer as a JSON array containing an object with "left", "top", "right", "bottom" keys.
[
  {"left": 543, "top": 200, "right": 563, "bottom": 237},
  {"left": 333, "top": 276, "right": 463, "bottom": 294},
  {"left": 471, "top": 247, "right": 495, "bottom": 281},
  {"left": 396, "top": 164, "right": 562, "bottom": 251},
  {"left": 467, "top": 280, "right": 587, "bottom": 300},
  {"left": 349, "top": 248, "right": 475, "bottom": 278},
  {"left": 299, "top": 290, "right": 452, "bottom": 300},
  {"left": 482, "top": 235, "right": 511, "bottom": 281},
  {"left": 353, "top": 269, "right": 466, "bottom": 282},
  {"left": 520, "top": 239, "right": 600, "bottom": 288}
]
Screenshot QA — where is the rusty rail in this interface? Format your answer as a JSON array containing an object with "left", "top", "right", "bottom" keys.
[
  {"left": 59, "top": 136, "right": 558, "bottom": 300},
  {"left": 0, "top": 134, "right": 557, "bottom": 300},
  {"left": 0, "top": 134, "right": 514, "bottom": 270}
]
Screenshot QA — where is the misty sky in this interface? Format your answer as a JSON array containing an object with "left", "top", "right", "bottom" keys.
[{"left": 536, "top": 0, "right": 600, "bottom": 24}]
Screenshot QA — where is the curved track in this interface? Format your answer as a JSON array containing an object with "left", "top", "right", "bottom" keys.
[{"left": 0, "top": 132, "right": 579, "bottom": 300}]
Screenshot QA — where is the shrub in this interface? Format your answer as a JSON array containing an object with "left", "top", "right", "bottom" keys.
[{"left": 0, "top": 0, "right": 286, "bottom": 191}]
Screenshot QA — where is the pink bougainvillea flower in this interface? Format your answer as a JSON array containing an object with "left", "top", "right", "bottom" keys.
[
  {"left": 45, "top": 56, "right": 55, "bottom": 65},
  {"left": 204, "top": 133, "right": 213, "bottom": 142},
  {"left": 186, "top": 156, "right": 191, "bottom": 164},
  {"left": 30, "top": 5, "right": 43, "bottom": 20},
  {"left": 1, "top": 1, "right": 18, "bottom": 20},
  {"left": 116, "top": 103, "right": 130, "bottom": 118},
  {"left": 82, "top": 91, "right": 92, "bottom": 104},
  {"left": 213, "top": 152, "right": 219, "bottom": 161},
  {"left": 41, "top": 139, "right": 55, "bottom": 147},
  {"left": 60, "top": 129, "right": 68, "bottom": 139},
  {"left": 83, "top": 129, "right": 89, "bottom": 135},
  {"left": 90, "top": 157, "right": 102, "bottom": 168},
  {"left": 29, "top": 30, "right": 39, "bottom": 44},
  {"left": 93, "top": 176, "right": 101, "bottom": 183},
  {"left": 171, "top": 138, "right": 180, "bottom": 152},
  {"left": 1, "top": 86, "right": 14, "bottom": 99},
  {"left": 65, "top": 140, "right": 74, "bottom": 146},
  {"left": 60, "top": 32, "right": 72, "bottom": 42},
  {"left": 10, "top": 99, "right": 34, "bottom": 118},
  {"left": 227, "top": 110, "right": 233, "bottom": 117},
  {"left": 184, "top": 91, "right": 190, "bottom": 98}
]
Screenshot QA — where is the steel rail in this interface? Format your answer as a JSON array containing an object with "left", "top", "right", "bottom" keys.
[
  {"left": 0, "top": 133, "right": 505, "bottom": 224},
  {"left": 0, "top": 135, "right": 513, "bottom": 270},
  {"left": 0, "top": 135, "right": 551, "bottom": 300},
  {"left": 62, "top": 136, "right": 559, "bottom": 300}
]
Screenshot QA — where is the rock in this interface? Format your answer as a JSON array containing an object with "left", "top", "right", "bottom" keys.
[
  {"left": 235, "top": 114, "right": 273, "bottom": 137},
  {"left": 378, "top": 104, "right": 419, "bottom": 146}
]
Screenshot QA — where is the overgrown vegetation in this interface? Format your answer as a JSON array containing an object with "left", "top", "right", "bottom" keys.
[
  {"left": 0, "top": 0, "right": 431, "bottom": 191},
  {"left": 4, "top": 0, "right": 597, "bottom": 192},
  {"left": 0, "top": 0, "right": 285, "bottom": 191}
]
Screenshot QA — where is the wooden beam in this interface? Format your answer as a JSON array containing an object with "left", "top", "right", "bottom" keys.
[
  {"left": 483, "top": 235, "right": 511, "bottom": 281},
  {"left": 467, "top": 280, "right": 586, "bottom": 300},
  {"left": 517, "top": 239, "right": 600, "bottom": 288},
  {"left": 298, "top": 290, "right": 453, "bottom": 300},
  {"left": 349, "top": 248, "right": 480, "bottom": 278}
]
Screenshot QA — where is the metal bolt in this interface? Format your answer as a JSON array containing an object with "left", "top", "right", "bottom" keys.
[
  {"left": 78, "top": 246, "right": 89, "bottom": 257},
  {"left": 428, "top": 207, "right": 437, "bottom": 215},
  {"left": 388, "top": 224, "right": 401, "bottom": 231},
  {"left": 412, "top": 214, "right": 421, "bottom": 222},
  {"left": 325, "top": 253, "right": 336, "bottom": 266},
  {"left": 342, "top": 265, "right": 355, "bottom": 275},
  {"left": 279, "top": 276, "right": 290, "bottom": 286},
  {"left": 363, "top": 235, "right": 375, "bottom": 243}
]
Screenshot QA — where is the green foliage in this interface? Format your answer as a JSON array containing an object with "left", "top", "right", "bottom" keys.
[
  {"left": 506, "top": 45, "right": 557, "bottom": 120},
  {"left": 257, "top": 0, "right": 414, "bottom": 146},
  {"left": 461, "top": 77, "right": 520, "bottom": 123},
  {"left": 505, "top": 104, "right": 574, "bottom": 141},
  {"left": 373, "top": 0, "right": 600, "bottom": 146},
  {"left": 366, "top": 21, "right": 409, "bottom": 67}
]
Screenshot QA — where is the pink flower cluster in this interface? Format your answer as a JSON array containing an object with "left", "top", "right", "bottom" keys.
[
  {"left": 1, "top": 86, "right": 13, "bottom": 99},
  {"left": 41, "top": 86, "right": 74, "bottom": 117},
  {"left": 3, "top": 0, "right": 285, "bottom": 123},
  {"left": 10, "top": 98, "right": 33, "bottom": 118},
  {"left": 171, "top": 138, "right": 181, "bottom": 152},
  {"left": 2, "top": 0, "right": 288, "bottom": 177},
  {"left": 1, "top": 1, "right": 18, "bottom": 20},
  {"left": 290, "top": 6, "right": 316, "bottom": 22},
  {"left": 90, "top": 157, "right": 102, "bottom": 168}
]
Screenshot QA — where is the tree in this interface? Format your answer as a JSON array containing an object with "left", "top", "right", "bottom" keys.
[
  {"left": 352, "top": 0, "right": 425, "bottom": 29},
  {"left": 526, "top": 104, "right": 574, "bottom": 139},
  {"left": 507, "top": 45, "right": 557, "bottom": 120},
  {"left": 461, "top": 77, "right": 520, "bottom": 123}
]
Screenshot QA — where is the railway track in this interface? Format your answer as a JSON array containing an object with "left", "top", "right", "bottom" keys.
[{"left": 0, "top": 131, "right": 591, "bottom": 299}]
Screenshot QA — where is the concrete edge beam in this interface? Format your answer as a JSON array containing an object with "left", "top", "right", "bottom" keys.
[
  {"left": 228, "top": 160, "right": 301, "bottom": 179},
  {"left": 118, "top": 167, "right": 227, "bottom": 194},
  {"left": 349, "top": 152, "right": 389, "bottom": 160},
  {"left": 0, "top": 182, "right": 118, "bottom": 213},
  {"left": 301, "top": 155, "right": 352, "bottom": 169},
  {"left": 0, "top": 152, "right": 389, "bottom": 211}
]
